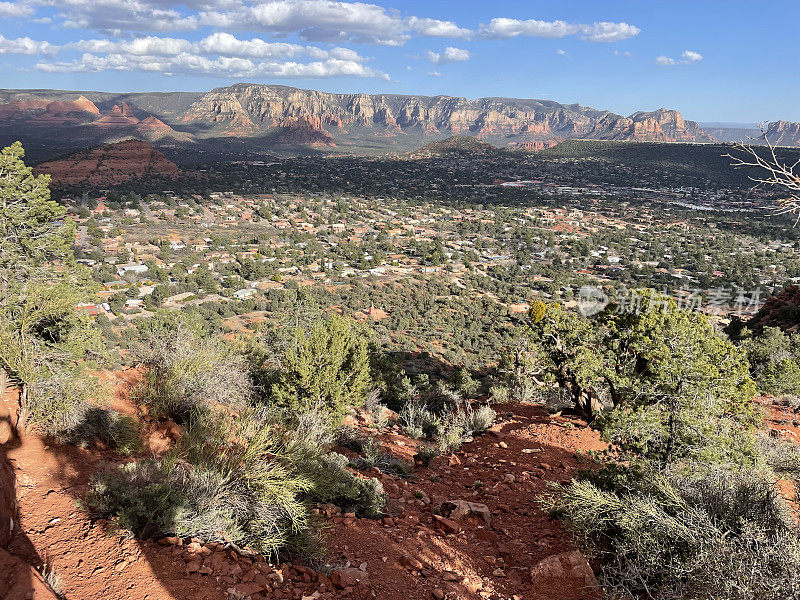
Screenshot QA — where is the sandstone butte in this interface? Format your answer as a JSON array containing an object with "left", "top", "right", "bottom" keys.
[{"left": 33, "top": 139, "right": 180, "bottom": 187}]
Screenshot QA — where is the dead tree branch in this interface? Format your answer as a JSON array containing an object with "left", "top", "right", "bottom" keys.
[{"left": 726, "top": 123, "right": 800, "bottom": 225}]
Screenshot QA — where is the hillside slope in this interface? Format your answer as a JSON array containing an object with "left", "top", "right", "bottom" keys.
[{"left": 34, "top": 140, "right": 179, "bottom": 187}]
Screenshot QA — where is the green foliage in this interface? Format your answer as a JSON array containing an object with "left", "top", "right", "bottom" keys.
[
  {"left": 172, "top": 411, "right": 311, "bottom": 556},
  {"left": 745, "top": 327, "right": 800, "bottom": 395},
  {"left": 28, "top": 368, "right": 140, "bottom": 453},
  {"left": 0, "top": 142, "right": 74, "bottom": 275},
  {"left": 400, "top": 401, "right": 441, "bottom": 439},
  {"left": 302, "top": 452, "right": 386, "bottom": 518},
  {"left": 452, "top": 367, "right": 480, "bottom": 398},
  {"left": 525, "top": 301, "right": 606, "bottom": 416},
  {"left": 86, "top": 409, "right": 312, "bottom": 557},
  {"left": 526, "top": 291, "right": 757, "bottom": 468},
  {"left": 497, "top": 334, "right": 542, "bottom": 402},
  {"left": 538, "top": 294, "right": 796, "bottom": 600},
  {"left": 549, "top": 468, "right": 800, "bottom": 600},
  {"left": 0, "top": 143, "right": 105, "bottom": 432},
  {"left": 270, "top": 315, "right": 371, "bottom": 418},
  {"left": 603, "top": 291, "right": 756, "bottom": 418},
  {"left": 354, "top": 439, "right": 412, "bottom": 477},
  {"left": 83, "top": 461, "right": 187, "bottom": 539},
  {"left": 414, "top": 444, "right": 440, "bottom": 466},
  {"left": 436, "top": 402, "right": 497, "bottom": 453},
  {"left": 133, "top": 322, "right": 251, "bottom": 421}
]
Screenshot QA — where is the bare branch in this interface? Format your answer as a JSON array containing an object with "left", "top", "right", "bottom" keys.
[{"left": 726, "top": 122, "right": 800, "bottom": 225}]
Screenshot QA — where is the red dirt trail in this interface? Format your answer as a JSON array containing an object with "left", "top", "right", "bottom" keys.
[{"left": 1, "top": 374, "right": 606, "bottom": 600}]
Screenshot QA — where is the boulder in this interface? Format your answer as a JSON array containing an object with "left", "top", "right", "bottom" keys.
[
  {"left": 530, "top": 550, "right": 599, "bottom": 593},
  {"left": 440, "top": 500, "right": 492, "bottom": 527}
]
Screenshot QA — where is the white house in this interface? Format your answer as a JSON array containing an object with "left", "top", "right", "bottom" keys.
[{"left": 233, "top": 288, "right": 257, "bottom": 300}]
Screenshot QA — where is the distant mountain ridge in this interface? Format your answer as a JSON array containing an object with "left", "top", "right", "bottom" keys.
[
  {"left": 178, "top": 84, "right": 713, "bottom": 144},
  {"left": 0, "top": 84, "right": 739, "bottom": 160}
]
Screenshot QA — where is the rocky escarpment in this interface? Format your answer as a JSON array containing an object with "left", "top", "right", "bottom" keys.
[
  {"left": 766, "top": 121, "right": 800, "bottom": 147},
  {"left": 0, "top": 85, "right": 719, "bottom": 156},
  {"left": 181, "top": 84, "right": 714, "bottom": 143},
  {"left": 34, "top": 140, "right": 179, "bottom": 187},
  {"left": 740, "top": 285, "right": 800, "bottom": 333}
]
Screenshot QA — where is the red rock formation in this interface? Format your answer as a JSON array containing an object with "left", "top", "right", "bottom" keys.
[
  {"left": 509, "top": 139, "right": 562, "bottom": 152},
  {"left": 272, "top": 117, "right": 335, "bottom": 147},
  {"left": 34, "top": 140, "right": 179, "bottom": 186},
  {"left": 766, "top": 121, "right": 800, "bottom": 147},
  {"left": 93, "top": 102, "right": 140, "bottom": 129},
  {"left": 0, "top": 96, "right": 100, "bottom": 125}
]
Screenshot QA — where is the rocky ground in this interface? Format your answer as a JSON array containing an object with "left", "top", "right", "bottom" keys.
[{"left": 1, "top": 372, "right": 609, "bottom": 600}]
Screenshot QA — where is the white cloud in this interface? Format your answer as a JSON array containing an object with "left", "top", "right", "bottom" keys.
[
  {"left": 58, "top": 33, "right": 370, "bottom": 63},
  {"left": 425, "top": 46, "right": 470, "bottom": 65},
  {"left": 614, "top": 50, "right": 633, "bottom": 58},
  {"left": 427, "top": 70, "right": 442, "bottom": 77},
  {"left": 198, "top": 0, "right": 410, "bottom": 46},
  {"left": 0, "top": 34, "right": 56, "bottom": 55},
  {"left": 656, "top": 50, "right": 703, "bottom": 66},
  {"left": 556, "top": 48, "right": 569, "bottom": 58},
  {"left": 682, "top": 50, "right": 703, "bottom": 62},
  {"left": 42, "top": 1, "right": 475, "bottom": 45},
  {"left": 479, "top": 18, "right": 639, "bottom": 42},
  {"left": 0, "top": 1, "right": 34, "bottom": 18},
  {"left": 35, "top": 52, "right": 389, "bottom": 79},
  {"left": 71, "top": 36, "right": 193, "bottom": 56},
  {"left": 406, "top": 17, "right": 472, "bottom": 38},
  {"left": 580, "top": 22, "right": 640, "bottom": 42},
  {"left": 480, "top": 18, "right": 577, "bottom": 39},
  {"left": 52, "top": 0, "right": 200, "bottom": 33}
]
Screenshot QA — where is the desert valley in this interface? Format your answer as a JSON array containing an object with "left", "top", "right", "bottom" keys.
[{"left": 3, "top": 3, "right": 800, "bottom": 600}]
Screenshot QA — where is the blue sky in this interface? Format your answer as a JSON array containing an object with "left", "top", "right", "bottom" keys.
[{"left": 0, "top": 0, "right": 797, "bottom": 122}]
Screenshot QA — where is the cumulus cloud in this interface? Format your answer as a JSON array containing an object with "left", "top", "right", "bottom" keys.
[
  {"left": 8, "top": 1, "right": 646, "bottom": 82},
  {"left": 681, "top": 50, "right": 703, "bottom": 62},
  {"left": 10, "top": 27, "right": 386, "bottom": 79},
  {"left": 52, "top": 0, "right": 200, "bottom": 33},
  {"left": 198, "top": 0, "right": 409, "bottom": 46},
  {"left": 40, "top": 0, "right": 476, "bottom": 45},
  {"left": 0, "top": 1, "right": 34, "bottom": 18},
  {"left": 580, "top": 21, "right": 640, "bottom": 42},
  {"left": 35, "top": 52, "right": 389, "bottom": 79},
  {"left": 425, "top": 46, "right": 470, "bottom": 65},
  {"left": 556, "top": 48, "right": 569, "bottom": 58},
  {"left": 480, "top": 18, "right": 577, "bottom": 39},
  {"left": 65, "top": 32, "right": 369, "bottom": 62},
  {"left": 479, "top": 18, "right": 639, "bottom": 42},
  {"left": 614, "top": 50, "right": 633, "bottom": 58},
  {"left": 0, "top": 34, "right": 56, "bottom": 55},
  {"left": 656, "top": 50, "right": 703, "bottom": 66},
  {"left": 70, "top": 36, "right": 193, "bottom": 56},
  {"left": 406, "top": 17, "right": 471, "bottom": 38},
  {"left": 427, "top": 70, "right": 442, "bottom": 77}
]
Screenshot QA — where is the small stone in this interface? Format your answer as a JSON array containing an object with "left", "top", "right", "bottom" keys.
[
  {"left": 158, "top": 536, "right": 182, "bottom": 546},
  {"left": 432, "top": 589, "right": 445, "bottom": 600},
  {"left": 186, "top": 560, "right": 201, "bottom": 573},
  {"left": 433, "top": 515, "right": 461, "bottom": 534},
  {"left": 399, "top": 555, "right": 423, "bottom": 571}
]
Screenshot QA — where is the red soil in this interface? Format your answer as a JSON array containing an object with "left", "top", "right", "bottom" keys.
[{"left": 1, "top": 374, "right": 609, "bottom": 600}]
